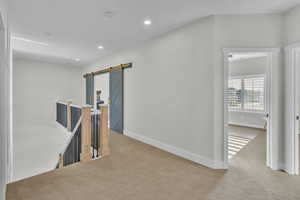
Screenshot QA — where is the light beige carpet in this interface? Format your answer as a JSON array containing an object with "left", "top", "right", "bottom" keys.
[
  {"left": 228, "top": 125, "right": 263, "bottom": 160},
  {"left": 228, "top": 125, "right": 261, "bottom": 140},
  {"left": 6, "top": 130, "right": 300, "bottom": 200}
]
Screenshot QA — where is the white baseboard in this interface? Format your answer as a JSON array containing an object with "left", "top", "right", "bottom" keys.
[
  {"left": 275, "top": 162, "right": 285, "bottom": 171},
  {"left": 228, "top": 122, "right": 264, "bottom": 130},
  {"left": 279, "top": 162, "right": 296, "bottom": 175},
  {"left": 124, "top": 130, "right": 224, "bottom": 169},
  {"left": 214, "top": 160, "right": 227, "bottom": 169}
]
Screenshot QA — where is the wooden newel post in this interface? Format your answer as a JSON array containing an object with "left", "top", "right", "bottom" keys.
[
  {"left": 99, "top": 106, "right": 110, "bottom": 157},
  {"left": 67, "top": 100, "right": 72, "bottom": 131},
  {"left": 59, "top": 153, "right": 64, "bottom": 168},
  {"left": 80, "top": 105, "right": 92, "bottom": 162}
]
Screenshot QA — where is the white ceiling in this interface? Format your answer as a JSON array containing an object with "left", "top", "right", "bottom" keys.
[{"left": 9, "top": 0, "right": 300, "bottom": 66}]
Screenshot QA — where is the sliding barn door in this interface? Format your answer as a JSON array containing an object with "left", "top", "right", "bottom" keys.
[
  {"left": 109, "top": 69, "right": 123, "bottom": 134},
  {"left": 85, "top": 74, "right": 94, "bottom": 106}
]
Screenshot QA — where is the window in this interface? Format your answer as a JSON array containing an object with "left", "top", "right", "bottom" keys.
[
  {"left": 228, "top": 78, "right": 242, "bottom": 109},
  {"left": 228, "top": 75, "right": 265, "bottom": 112}
]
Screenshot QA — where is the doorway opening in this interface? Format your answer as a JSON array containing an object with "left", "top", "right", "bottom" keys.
[
  {"left": 92, "top": 67, "right": 125, "bottom": 134},
  {"left": 223, "top": 48, "right": 279, "bottom": 170}
]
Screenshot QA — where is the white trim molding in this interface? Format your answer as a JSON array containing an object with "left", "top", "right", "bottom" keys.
[
  {"left": 70, "top": 104, "right": 82, "bottom": 109},
  {"left": 56, "top": 101, "right": 67, "bottom": 105},
  {"left": 228, "top": 122, "right": 264, "bottom": 130},
  {"left": 124, "top": 130, "right": 224, "bottom": 169},
  {"left": 223, "top": 48, "right": 281, "bottom": 54},
  {"left": 284, "top": 43, "right": 300, "bottom": 175},
  {"left": 285, "top": 41, "right": 300, "bottom": 51}
]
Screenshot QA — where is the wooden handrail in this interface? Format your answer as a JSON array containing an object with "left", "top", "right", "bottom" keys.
[
  {"left": 56, "top": 101, "right": 68, "bottom": 105},
  {"left": 58, "top": 154, "right": 64, "bottom": 168},
  {"left": 56, "top": 100, "right": 82, "bottom": 108}
]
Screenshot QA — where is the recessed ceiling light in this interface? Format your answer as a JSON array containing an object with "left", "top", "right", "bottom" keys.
[
  {"left": 144, "top": 20, "right": 152, "bottom": 25},
  {"left": 98, "top": 45, "right": 104, "bottom": 50},
  {"left": 44, "top": 32, "right": 52, "bottom": 37},
  {"left": 75, "top": 58, "right": 80, "bottom": 62},
  {"left": 12, "top": 36, "right": 49, "bottom": 46},
  {"left": 103, "top": 10, "right": 115, "bottom": 18}
]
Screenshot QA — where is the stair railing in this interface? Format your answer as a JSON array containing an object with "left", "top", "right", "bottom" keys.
[{"left": 55, "top": 101, "right": 109, "bottom": 168}]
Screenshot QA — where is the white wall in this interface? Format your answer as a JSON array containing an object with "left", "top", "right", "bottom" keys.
[
  {"left": 13, "top": 58, "right": 83, "bottom": 125},
  {"left": 229, "top": 57, "right": 267, "bottom": 77},
  {"left": 228, "top": 56, "right": 267, "bottom": 129},
  {"left": 213, "top": 14, "right": 284, "bottom": 168},
  {"left": 83, "top": 16, "right": 216, "bottom": 167},
  {"left": 283, "top": 5, "right": 300, "bottom": 174},
  {"left": 0, "top": 0, "right": 9, "bottom": 199},
  {"left": 82, "top": 12, "right": 297, "bottom": 171},
  {"left": 284, "top": 5, "right": 300, "bottom": 45}
]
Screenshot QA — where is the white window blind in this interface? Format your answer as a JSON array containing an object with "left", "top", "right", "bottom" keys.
[
  {"left": 243, "top": 76, "right": 264, "bottom": 111},
  {"left": 228, "top": 75, "right": 265, "bottom": 112},
  {"left": 228, "top": 78, "right": 242, "bottom": 110}
]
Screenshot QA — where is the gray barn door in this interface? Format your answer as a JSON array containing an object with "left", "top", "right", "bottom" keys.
[
  {"left": 109, "top": 69, "right": 123, "bottom": 134},
  {"left": 85, "top": 74, "right": 94, "bottom": 106}
]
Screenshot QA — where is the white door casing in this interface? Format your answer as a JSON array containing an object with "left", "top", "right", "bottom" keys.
[{"left": 223, "top": 48, "right": 280, "bottom": 170}]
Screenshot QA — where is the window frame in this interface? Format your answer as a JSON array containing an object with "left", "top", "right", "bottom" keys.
[{"left": 228, "top": 74, "right": 266, "bottom": 113}]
